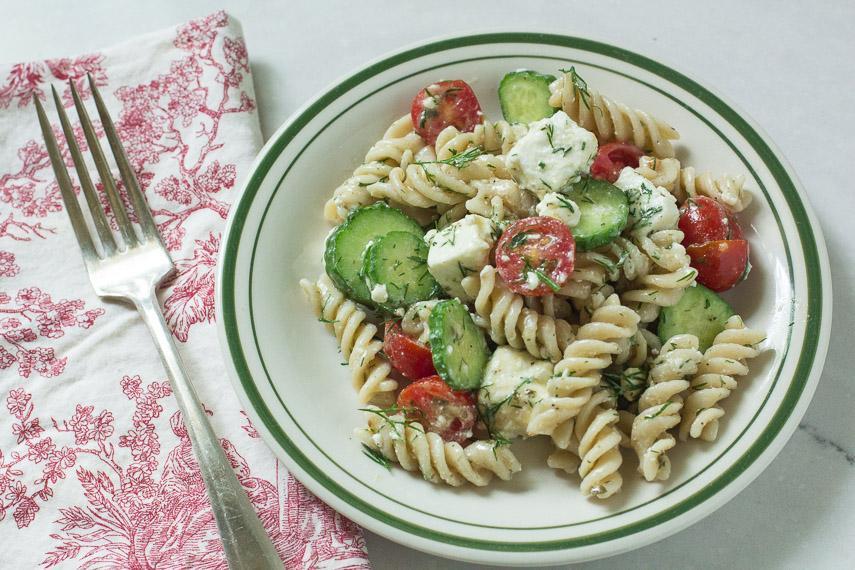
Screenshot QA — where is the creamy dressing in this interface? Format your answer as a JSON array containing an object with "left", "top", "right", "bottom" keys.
[{"left": 370, "top": 283, "right": 389, "bottom": 304}]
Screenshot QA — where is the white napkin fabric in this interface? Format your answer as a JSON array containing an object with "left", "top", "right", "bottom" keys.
[{"left": 0, "top": 11, "right": 370, "bottom": 569}]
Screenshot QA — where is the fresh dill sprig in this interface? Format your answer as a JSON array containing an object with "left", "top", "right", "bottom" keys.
[
  {"left": 504, "top": 230, "right": 531, "bottom": 251},
  {"left": 559, "top": 66, "right": 591, "bottom": 110},
  {"left": 416, "top": 146, "right": 484, "bottom": 170},
  {"left": 554, "top": 193, "right": 576, "bottom": 213},
  {"left": 523, "top": 257, "right": 561, "bottom": 293},
  {"left": 477, "top": 377, "right": 533, "bottom": 454},
  {"left": 361, "top": 444, "right": 392, "bottom": 469},
  {"left": 644, "top": 401, "right": 673, "bottom": 419},
  {"left": 359, "top": 405, "right": 425, "bottom": 437}
]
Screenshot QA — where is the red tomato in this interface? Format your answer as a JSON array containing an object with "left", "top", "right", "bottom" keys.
[
  {"left": 495, "top": 216, "right": 575, "bottom": 297},
  {"left": 410, "top": 80, "right": 483, "bottom": 145},
  {"left": 679, "top": 197, "right": 744, "bottom": 247},
  {"left": 397, "top": 376, "right": 477, "bottom": 444},
  {"left": 590, "top": 142, "right": 644, "bottom": 183},
  {"left": 383, "top": 321, "right": 436, "bottom": 380},
  {"left": 687, "top": 239, "right": 749, "bottom": 292}
]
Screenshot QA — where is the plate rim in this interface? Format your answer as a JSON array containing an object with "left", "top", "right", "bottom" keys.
[{"left": 215, "top": 32, "right": 832, "bottom": 564}]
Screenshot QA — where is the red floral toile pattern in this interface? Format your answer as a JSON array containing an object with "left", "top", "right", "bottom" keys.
[
  {"left": 0, "top": 11, "right": 369, "bottom": 569},
  {"left": 0, "top": 287, "right": 104, "bottom": 379},
  {"left": 1, "top": 378, "right": 367, "bottom": 568}
]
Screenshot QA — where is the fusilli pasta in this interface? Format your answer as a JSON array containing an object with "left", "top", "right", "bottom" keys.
[
  {"left": 324, "top": 115, "right": 425, "bottom": 223},
  {"left": 434, "top": 120, "right": 528, "bottom": 159},
  {"left": 463, "top": 265, "right": 576, "bottom": 362},
  {"left": 637, "top": 156, "right": 753, "bottom": 212},
  {"left": 572, "top": 389, "right": 625, "bottom": 498},
  {"left": 680, "top": 316, "right": 765, "bottom": 441},
  {"left": 300, "top": 275, "right": 396, "bottom": 405},
  {"left": 356, "top": 410, "right": 521, "bottom": 486},
  {"left": 630, "top": 334, "right": 702, "bottom": 481},
  {"left": 548, "top": 72, "right": 680, "bottom": 158},
  {"left": 528, "top": 294, "right": 640, "bottom": 443},
  {"left": 622, "top": 230, "right": 696, "bottom": 323}
]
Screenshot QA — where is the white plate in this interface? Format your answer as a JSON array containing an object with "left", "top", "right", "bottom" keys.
[{"left": 216, "top": 33, "right": 831, "bottom": 566}]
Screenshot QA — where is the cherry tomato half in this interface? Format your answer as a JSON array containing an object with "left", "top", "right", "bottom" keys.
[
  {"left": 679, "top": 196, "right": 744, "bottom": 247},
  {"left": 687, "top": 239, "right": 749, "bottom": 292},
  {"left": 495, "top": 216, "right": 575, "bottom": 297},
  {"left": 383, "top": 321, "right": 436, "bottom": 380},
  {"left": 410, "top": 80, "right": 483, "bottom": 145},
  {"left": 397, "top": 376, "right": 477, "bottom": 444},
  {"left": 590, "top": 142, "right": 644, "bottom": 183}
]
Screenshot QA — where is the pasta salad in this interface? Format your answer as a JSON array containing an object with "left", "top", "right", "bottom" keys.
[{"left": 300, "top": 68, "right": 766, "bottom": 499}]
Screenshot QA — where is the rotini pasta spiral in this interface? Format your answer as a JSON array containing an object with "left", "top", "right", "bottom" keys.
[
  {"left": 548, "top": 72, "right": 680, "bottom": 158},
  {"left": 463, "top": 265, "right": 575, "bottom": 362},
  {"left": 631, "top": 334, "right": 702, "bottom": 481},
  {"left": 524, "top": 294, "right": 575, "bottom": 322},
  {"left": 356, "top": 410, "right": 522, "bottom": 487},
  {"left": 300, "top": 275, "right": 396, "bottom": 405},
  {"left": 367, "top": 149, "right": 476, "bottom": 210},
  {"left": 585, "top": 237, "right": 652, "bottom": 283},
  {"left": 434, "top": 120, "right": 528, "bottom": 159},
  {"left": 324, "top": 115, "right": 425, "bottom": 223},
  {"left": 622, "top": 230, "right": 696, "bottom": 323},
  {"left": 528, "top": 294, "right": 640, "bottom": 445},
  {"left": 572, "top": 389, "right": 625, "bottom": 498},
  {"left": 615, "top": 328, "right": 662, "bottom": 368},
  {"left": 465, "top": 178, "right": 536, "bottom": 222},
  {"left": 559, "top": 254, "right": 609, "bottom": 303},
  {"left": 680, "top": 316, "right": 766, "bottom": 441},
  {"left": 636, "top": 156, "right": 752, "bottom": 212}
]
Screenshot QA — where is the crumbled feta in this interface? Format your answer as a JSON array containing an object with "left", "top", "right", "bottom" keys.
[
  {"left": 507, "top": 111, "right": 598, "bottom": 199},
  {"left": 370, "top": 283, "right": 389, "bottom": 304},
  {"left": 426, "top": 214, "right": 496, "bottom": 299},
  {"left": 524, "top": 270, "right": 540, "bottom": 290},
  {"left": 478, "top": 347, "right": 553, "bottom": 439},
  {"left": 613, "top": 167, "right": 679, "bottom": 237},
  {"left": 535, "top": 192, "right": 581, "bottom": 228}
]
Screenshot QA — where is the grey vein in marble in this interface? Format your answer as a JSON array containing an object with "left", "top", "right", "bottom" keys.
[{"left": 798, "top": 423, "right": 855, "bottom": 466}]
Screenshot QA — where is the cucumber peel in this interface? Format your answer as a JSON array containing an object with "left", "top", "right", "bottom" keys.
[
  {"left": 428, "top": 299, "right": 490, "bottom": 391},
  {"left": 658, "top": 285, "right": 735, "bottom": 352}
]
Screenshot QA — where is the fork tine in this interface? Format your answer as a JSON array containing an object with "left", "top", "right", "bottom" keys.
[
  {"left": 33, "top": 94, "right": 98, "bottom": 264},
  {"left": 68, "top": 79, "right": 139, "bottom": 248},
  {"left": 87, "top": 75, "right": 162, "bottom": 244},
  {"left": 51, "top": 85, "right": 117, "bottom": 255}
]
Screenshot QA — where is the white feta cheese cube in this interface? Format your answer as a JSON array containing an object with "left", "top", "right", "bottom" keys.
[
  {"left": 535, "top": 192, "right": 581, "bottom": 228},
  {"left": 478, "top": 347, "right": 552, "bottom": 439},
  {"left": 614, "top": 167, "right": 679, "bottom": 237},
  {"left": 507, "top": 111, "right": 598, "bottom": 199},
  {"left": 426, "top": 214, "right": 496, "bottom": 299}
]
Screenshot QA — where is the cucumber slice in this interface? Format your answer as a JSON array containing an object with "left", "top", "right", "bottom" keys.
[
  {"left": 362, "top": 231, "right": 442, "bottom": 310},
  {"left": 658, "top": 284, "right": 735, "bottom": 352},
  {"left": 324, "top": 203, "right": 423, "bottom": 306},
  {"left": 499, "top": 70, "right": 557, "bottom": 124},
  {"left": 564, "top": 178, "right": 629, "bottom": 251},
  {"left": 429, "top": 299, "right": 490, "bottom": 391}
]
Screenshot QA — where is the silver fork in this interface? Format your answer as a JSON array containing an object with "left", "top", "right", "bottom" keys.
[{"left": 35, "top": 77, "right": 283, "bottom": 570}]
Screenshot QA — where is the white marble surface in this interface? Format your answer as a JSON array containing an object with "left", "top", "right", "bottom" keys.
[{"left": 3, "top": 1, "right": 853, "bottom": 568}]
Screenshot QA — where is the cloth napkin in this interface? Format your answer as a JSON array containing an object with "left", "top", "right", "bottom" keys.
[{"left": 0, "top": 11, "right": 370, "bottom": 569}]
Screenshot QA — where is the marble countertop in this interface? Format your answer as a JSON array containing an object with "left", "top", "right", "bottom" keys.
[{"left": 4, "top": 1, "right": 852, "bottom": 568}]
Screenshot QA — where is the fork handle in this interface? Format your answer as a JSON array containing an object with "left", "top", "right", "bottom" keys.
[{"left": 134, "top": 292, "right": 283, "bottom": 569}]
